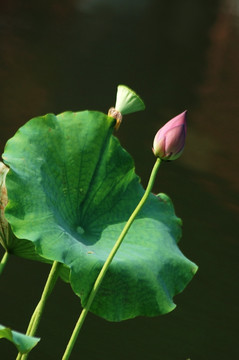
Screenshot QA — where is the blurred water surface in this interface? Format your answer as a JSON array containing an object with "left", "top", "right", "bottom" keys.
[{"left": 0, "top": 1, "right": 238, "bottom": 359}]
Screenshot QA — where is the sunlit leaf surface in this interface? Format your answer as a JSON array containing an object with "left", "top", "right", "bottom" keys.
[
  {"left": 3, "top": 111, "right": 197, "bottom": 321},
  {"left": 0, "top": 324, "right": 40, "bottom": 354}
]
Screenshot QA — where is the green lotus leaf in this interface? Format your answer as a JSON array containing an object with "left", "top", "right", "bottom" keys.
[
  {"left": 0, "top": 324, "right": 40, "bottom": 354},
  {"left": 0, "top": 162, "right": 9, "bottom": 250},
  {"left": 0, "top": 162, "right": 51, "bottom": 263},
  {"left": 2, "top": 110, "right": 197, "bottom": 321}
]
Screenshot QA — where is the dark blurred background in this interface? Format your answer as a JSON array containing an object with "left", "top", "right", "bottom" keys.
[{"left": 0, "top": 0, "right": 238, "bottom": 359}]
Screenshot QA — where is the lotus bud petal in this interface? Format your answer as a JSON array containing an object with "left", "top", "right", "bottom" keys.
[
  {"left": 153, "top": 111, "right": 187, "bottom": 160},
  {"left": 108, "top": 107, "right": 123, "bottom": 131}
]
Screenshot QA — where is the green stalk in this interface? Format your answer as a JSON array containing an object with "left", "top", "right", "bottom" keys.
[
  {"left": 17, "top": 260, "right": 61, "bottom": 360},
  {"left": 0, "top": 250, "right": 9, "bottom": 276},
  {"left": 62, "top": 157, "right": 161, "bottom": 360}
]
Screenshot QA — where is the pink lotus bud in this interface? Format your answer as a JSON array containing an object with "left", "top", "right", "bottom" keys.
[{"left": 153, "top": 110, "right": 187, "bottom": 160}]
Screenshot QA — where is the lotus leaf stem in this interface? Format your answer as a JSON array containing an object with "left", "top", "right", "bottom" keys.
[
  {"left": 62, "top": 157, "right": 161, "bottom": 360},
  {"left": 17, "top": 260, "right": 61, "bottom": 360}
]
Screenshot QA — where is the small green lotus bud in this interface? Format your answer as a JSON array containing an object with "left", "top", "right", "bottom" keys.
[
  {"left": 115, "top": 85, "right": 145, "bottom": 115},
  {"left": 108, "top": 85, "right": 145, "bottom": 130}
]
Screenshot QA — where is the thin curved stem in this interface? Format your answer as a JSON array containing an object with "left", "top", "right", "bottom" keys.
[
  {"left": 0, "top": 250, "right": 9, "bottom": 276},
  {"left": 62, "top": 157, "right": 161, "bottom": 360},
  {"left": 17, "top": 260, "right": 61, "bottom": 360}
]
